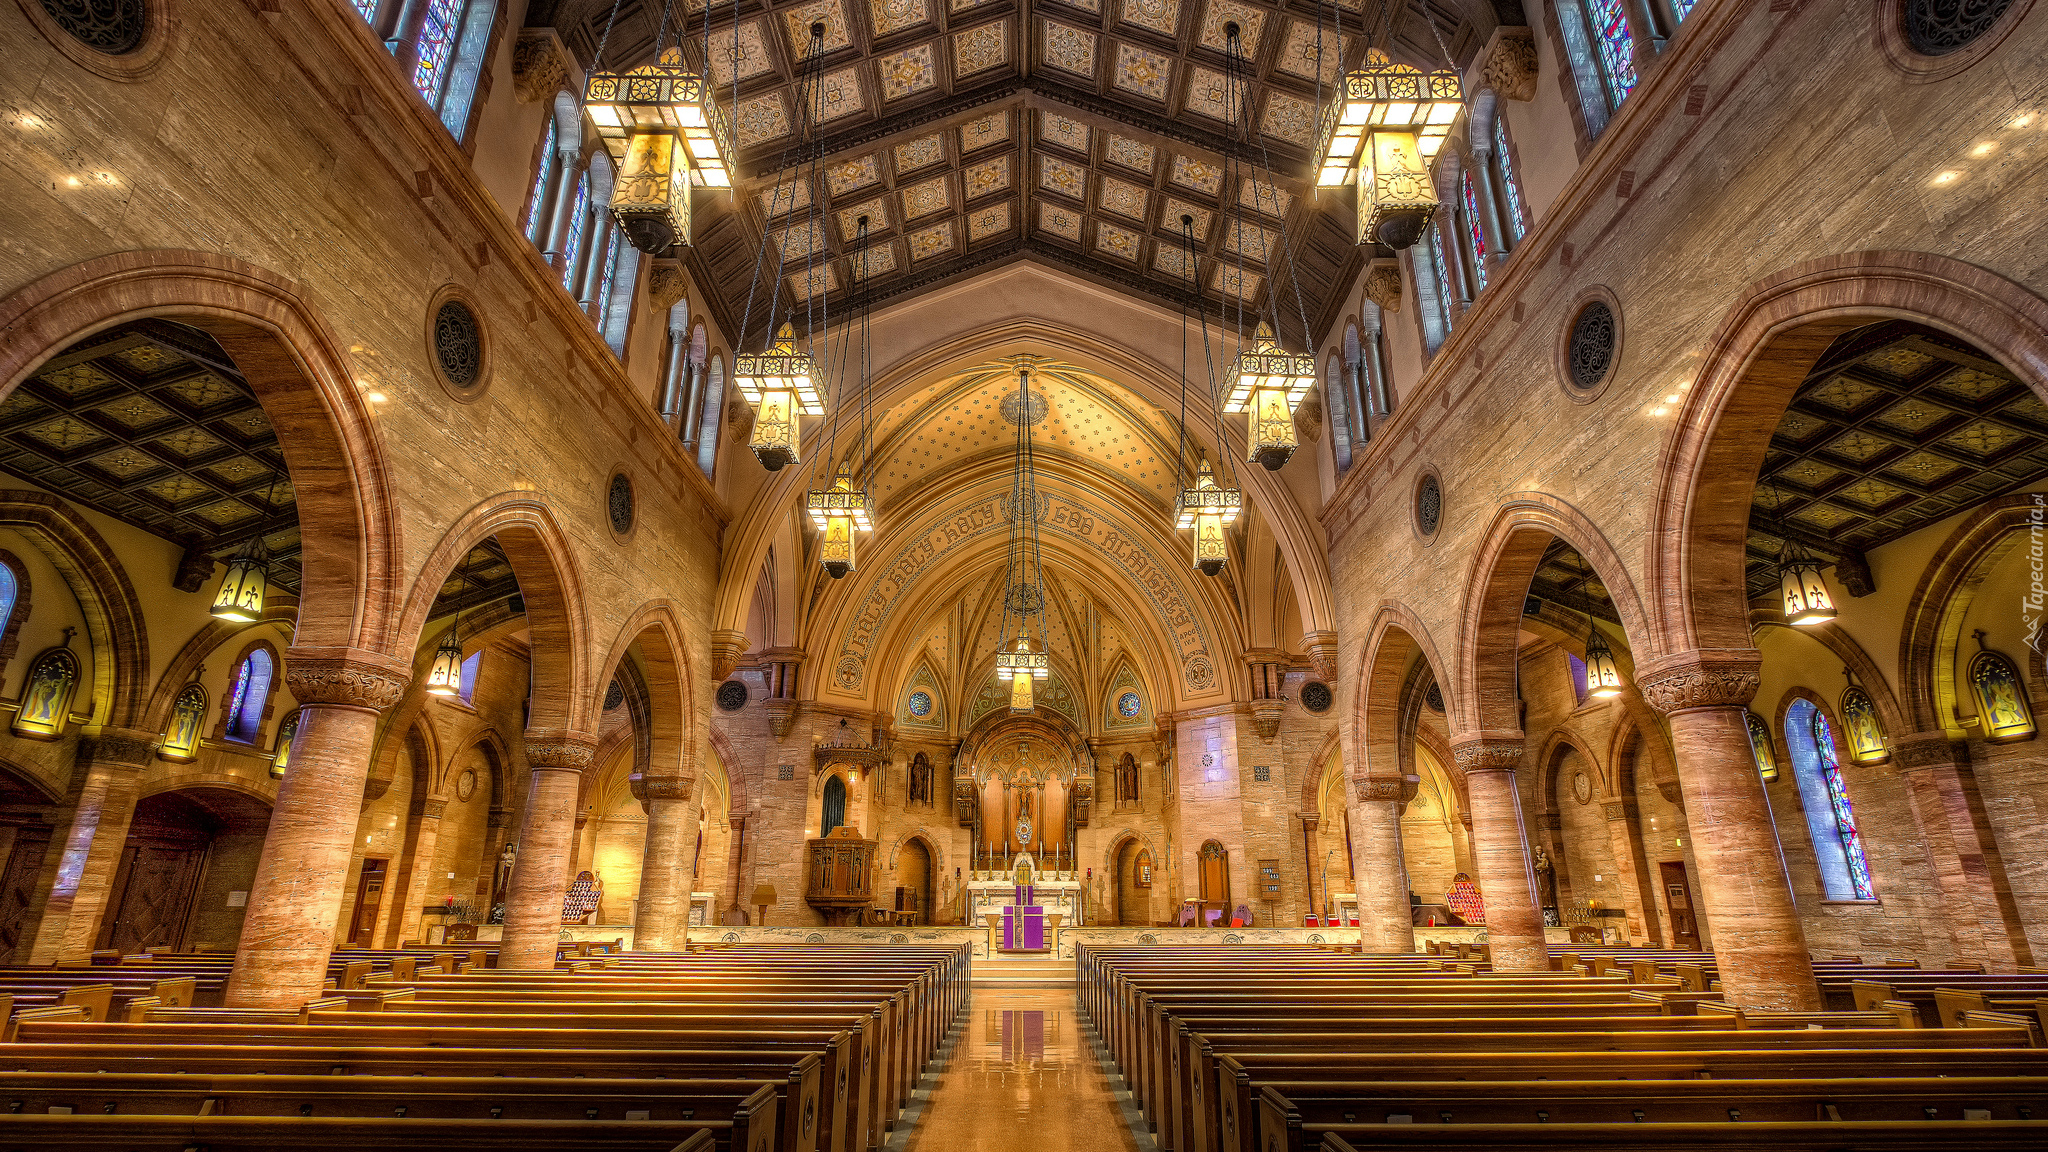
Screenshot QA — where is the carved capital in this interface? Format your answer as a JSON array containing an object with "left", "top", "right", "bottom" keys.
[
  {"left": 766, "top": 698, "right": 800, "bottom": 740},
  {"left": 512, "top": 29, "right": 571, "bottom": 105},
  {"left": 1635, "top": 649, "right": 1762, "bottom": 715},
  {"left": 1892, "top": 731, "right": 1965, "bottom": 772},
  {"left": 1355, "top": 777, "right": 1405, "bottom": 802},
  {"left": 284, "top": 648, "right": 410, "bottom": 712},
  {"left": 83, "top": 727, "right": 157, "bottom": 768},
  {"left": 1479, "top": 27, "right": 1539, "bottom": 103},
  {"left": 648, "top": 264, "right": 689, "bottom": 313},
  {"left": 524, "top": 730, "right": 598, "bottom": 772},
  {"left": 418, "top": 798, "right": 448, "bottom": 821},
  {"left": 1250, "top": 699, "right": 1284, "bottom": 742},
  {"left": 1450, "top": 735, "right": 1524, "bottom": 774},
  {"left": 1300, "top": 631, "right": 1338, "bottom": 684},
  {"left": 1363, "top": 258, "right": 1403, "bottom": 313},
  {"left": 173, "top": 547, "right": 214, "bottom": 594},
  {"left": 710, "top": 630, "right": 750, "bottom": 681},
  {"left": 1602, "top": 800, "right": 1630, "bottom": 822}
]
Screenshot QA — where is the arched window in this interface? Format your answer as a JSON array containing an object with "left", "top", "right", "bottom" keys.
[
  {"left": 1585, "top": 0, "right": 1638, "bottom": 106},
  {"left": 224, "top": 648, "right": 274, "bottom": 743},
  {"left": 0, "top": 563, "right": 16, "bottom": 640},
  {"left": 271, "top": 711, "right": 298, "bottom": 779},
  {"left": 559, "top": 169, "right": 591, "bottom": 292},
  {"left": 350, "top": 0, "right": 495, "bottom": 139},
  {"left": 160, "top": 684, "right": 207, "bottom": 761},
  {"left": 1324, "top": 352, "right": 1351, "bottom": 472},
  {"left": 573, "top": 153, "right": 639, "bottom": 353},
  {"left": 1970, "top": 649, "right": 2036, "bottom": 743},
  {"left": 525, "top": 118, "right": 558, "bottom": 242},
  {"left": 1491, "top": 115, "right": 1527, "bottom": 243},
  {"left": 1838, "top": 686, "right": 1889, "bottom": 764},
  {"left": 696, "top": 352, "right": 725, "bottom": 477},
  {"left": 13, "top": 647, "right": 79, "bottom": 739},
  {"left": 821, "top": 774, "right": 848, "bottom": 837},
  {"left": 1745, "top": 710, "right": 1780, "bottom": 781},
  {"left": 1784, "top": 699, "right": 1876, "bottom": 901},
  {"left": 1460, "top": 172, "right": 1489, "bottom": 292},
  {"left": 1559, "top": 0, "right": 1636, "bottom": 133},
  {"left": 1413, "top": 222, "right": 1453, "bottom": 352},
  {"left": 458, "top": 649, "right": 482, "bottom": 704}
]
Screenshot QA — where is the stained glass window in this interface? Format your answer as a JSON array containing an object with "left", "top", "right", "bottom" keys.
[
  {"left": 1427, "top": 223, "right": 1454, "bottom": 333},
  {"left": 413, "top": 0, "right": 464, "bottom": 106},
  {"left": 1673, "top": 0, "right": 1697, "bottom": 19},
  {"left": 1493, "top": 115, "right": 1527, "bottom": 241},
  {"left": 226, "top": 649, "right": 273, "bottom": 742},
  {"left": 458, "top": 650, "right": 481, "bottom": 704},
  {"left": 561, "top": 171, "right": 590, "bottom": 291},
  {"left": 0, "top": 564, "right": 16, "bottom": 636},
  {"left": 1810, "top": 711, "right": 1876, "bottom": 899},
  {"left": 1586, "top": 0, "right": 1638, "bottom": 106},
  {"left": 353, "top": 0, "right": 379, "bottom": 20},
  {"left": 596, "top": 227, "right": 624, "bottom": 328},
  {"left": 526, "top": 120, "right": 556, "bottom": 242},
  {"left": 1462, "top": 173, "right": 1488, "bottom": 292}
]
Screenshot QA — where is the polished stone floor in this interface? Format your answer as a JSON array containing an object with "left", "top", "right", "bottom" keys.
[{"left": 902, "top": 988, "right": 1142, "bottom": 1152}]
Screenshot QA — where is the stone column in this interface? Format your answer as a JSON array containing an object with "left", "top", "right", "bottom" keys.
[
  {"left": 227, "top": 650, "right": 408, "bottom": 1008},
  {"left": 1450, "top": 736, "right": 1547, "bottom": 970},
  {"left": 1602, "top": 797, "right": 1662, "bottom": 945},
  {"left": 1638, "top": 650, "right": 1819, "bottom": 1010},
  {"left": 26, "top": 728, "right": 155, "bottom": 962},
  {"left": 1346, "top": 777, "right": 1415, "bottom": 952},
  {"left": 1893, "top": 732, "right": 2022, "bottom": 969},
  {"left": 634, "top": 775, "right": 696, "bottom": 951},
  {"left": 1464, "top": 133, "right": 1513, "bottom": 273},
  {"left": 724, "top": 813, "right": 749, "bottom": 920},
  {"left": 391, "top": 797, "right": 446, "bottom": 946},
  {"left": 499, "top": 731, "right": 597, "bottom": 969},
  {"left": 541, "top": 147, "right": 587, "bottom": 274},
  {"left": 1620, "top": 0, "right": 1663, "bottom": 80}
]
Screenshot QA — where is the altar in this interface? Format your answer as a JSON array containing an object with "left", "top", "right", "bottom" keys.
[{"left": 966, "top": 854, "right": 1083, "bottom": 928}]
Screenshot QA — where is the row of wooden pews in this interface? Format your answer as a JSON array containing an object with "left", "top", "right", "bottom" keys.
[
  {"left": 0, "top": 942, "right": 967, "bottom": 1151},
  {"left": 1078, "top": 944, "right": 2048, "bottom": 1152}
]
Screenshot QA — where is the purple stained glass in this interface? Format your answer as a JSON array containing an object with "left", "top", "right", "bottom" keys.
[
  {"left": 226, "top": 659, "right": 252, "bottom": 734},
  {"left": 525, "top": 121, "right": 556, "bottom": 242},
  {"left": 1463, "top": 174, "right": 1488, "bottom": 291},
  {"left": 413, "top": 0, "right": 463, "bottom": 104},
  {"left": 561, "top": 171, "right": 590, "bottom": 291},
  {"left": 1810, "top": 712, "right": 1877, "bottom": 900},
  {"left": 1587, "top": 0, "right": 1638, "bottom": 105},
  {"left": 1494, "top": 116, "right": 1526, "bottom": 240}
]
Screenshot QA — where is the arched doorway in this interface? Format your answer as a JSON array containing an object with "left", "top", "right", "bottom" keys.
[
  {"left": 821, "top": 774, "right": 849, "bottom": 837},
  {"left": 893, "top": 837, "right": 932, "bottom": 924},
  {"left": 1112, "top": 836, "right": 1151, "bottom": 926},
  {"left": 1197, "top": 840, "right": 1229, "bottom": 924},
  {"left": 101, "top": 787, "right": 272, "bottom": 954}
]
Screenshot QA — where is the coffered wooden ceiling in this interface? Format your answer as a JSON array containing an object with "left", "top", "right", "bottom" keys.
[
  {"left": 1746, "top": 321, "right": 2048, "bottom": 599},
  {"left": 543, "top": 0, "right": 1492, "bottom": 348}
]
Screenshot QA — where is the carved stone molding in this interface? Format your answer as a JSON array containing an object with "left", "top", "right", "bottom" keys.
[
  {"left": 648, "top": 264, "right": 688, "bottom": 313},
  {"left": 1450, "top": 736, "right": 1523, "bottom": 774},
  {"left": 636, "top": 773, "right": 693, "bottom": 802},
  {"left": 1892, "top": 731, "right": 1966, "bottom": 772},
  {"left": 512, "top": 29, "right": 571, "bottom": 105},
  {"left": 710, "top": 629, "right": 749, "bottom": 680},
  {"left": 284, "top": 648, "right": 410, "bottom": 712},
  {"left": 1300, "top": 631, "right": 1338, "bottom": 684},
  {"left": 83, "top": 727, "right": 157, "bottom": 768},
  {"left": 525, "top": 731, "right": 598, "bottom": 772},
  {"left": 1480, "top": 27, "right": 1539, "bottom": 102},
  {"left": 1635, "top": 649, "right": 1763, "bottom": 715},
  {"left": 1363, "top": 258, "right": 1403, "bottom": 313},
  {"left": 1356, "top": 778, "right": 1404, "bottom": 802},
  {"left": 815, "top": 740, "right": 887, "bottom": 772},
  {"left": 1250, "top": 699, "right": 1284, "bottom": 742}
]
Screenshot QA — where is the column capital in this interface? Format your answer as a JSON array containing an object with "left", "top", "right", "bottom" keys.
[
  {"left": 1892, "top": 731, "right": 1967, "bottom": 771},
  {"left": 1363, "top": 258, "right": 1403, "bottom": 314},
  {"left": 524, "top": 729, "right": 599, "bottom": 772},
  {"left": 709, "top": 630, "right": 750, "bottom": 680},
  {"left": 729, "top": 814, "right": 748, "bottom": 831},
  {"left": 647, "top": 264, "right": 689, "bottom": 313},
  {"left": 1635, "top": 649, "right": 1762, "bottom": 715},
  {"left": 1300, "top": 631, "right": 1338, "bottom": 683},
  {"left": 1354, "top": 777, "right": 1406, "bottom": 802},
  {"left": 418, "top": 797, "right": 448, "bottom": 820},
  {"left": 511, "top": 28, "right": 570, "bottom": 104},
  {"left": 284, "top": 648, "right": 411, "bottom": 712},
  {"left": 1602, "top": 799, "right": 1639, "bottom": 822},
  {"left": 80, "top": 726, "right": 157, "bottom": 768},
  {"left": 636, "top": 773, "right": 693, "bottom": 801},
  {"left": 1477, "top": 26, "right": 1539, "bottom": 103},
  {"left": 1449, "top": 733, "right": 1524, "bottom": 773}
]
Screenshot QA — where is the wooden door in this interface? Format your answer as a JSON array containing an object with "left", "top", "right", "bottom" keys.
[
  {"left": 1198, "top": 841, "right": 1229, "bottom": 922},
  {"left": 0, "top": 829, "right": 51, "bottom": 964},
  {"left": 348, "top": 858, "right": 389, "bottom": 946},
  {"left": 1659, "top": 860, "right": 1701, "bottom": 950},
  {"left": 100, "top": 844, "right": 207, "bottom": 954}
]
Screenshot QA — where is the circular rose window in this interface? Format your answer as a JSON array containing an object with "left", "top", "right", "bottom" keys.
[
  {"left": 907, "top": 690, "right": 933, "bottom": 717},
  {"left": 1117, "top": 691, "right": 1142, "bottom": 718}
]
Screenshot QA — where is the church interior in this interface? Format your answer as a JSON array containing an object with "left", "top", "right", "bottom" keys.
[{"left": 2, "top": 0, "right": 2047, "bottom": 1144}]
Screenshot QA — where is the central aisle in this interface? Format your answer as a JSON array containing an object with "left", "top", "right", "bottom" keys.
[{"left": 903, "top": 987, "right": 1143, "bottom": 1152}]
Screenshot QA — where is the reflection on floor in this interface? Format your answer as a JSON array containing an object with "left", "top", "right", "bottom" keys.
[{"left": 903, "top": 988, "right": 1141, "bottom": 1152}]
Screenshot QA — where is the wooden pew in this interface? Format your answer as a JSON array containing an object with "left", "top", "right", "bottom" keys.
[{"left": 0, "top": 1115, "right": 727, "bottom": 1150}]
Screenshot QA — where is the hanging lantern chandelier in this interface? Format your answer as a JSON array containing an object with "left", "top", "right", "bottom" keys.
[
  {"left": 1778, "top": 538, "right": 1837, "bottom": 625},
  {"left": 994, "top": 368, "right": 1051, "bottom": 714},
  {"left": 1583, "top": 621, "right": 1623, "bottom": 699},
  {"left": 1312, "top": 48, "right": 1463, "bottom": 249},
  {"left": 803, "top": 218, "right": 879, "bottom": 578},
  {"left": 1222, "top": 322, "right": 1317, "bottom": 471},
  {"left": 734, "top": 323, "right": 824, "bottom": 471},
  {"left": 211, "top": 473, "right": 279, "bottom": 622},
  {"left": 1170, "top": 214, "right": 1244, "bottom": 576},
  {"left": 424, "top": 578, "right": 466, "bottom": 697},
  {"left": 582, "top": 0, "right": 732, "bottom": 254}
]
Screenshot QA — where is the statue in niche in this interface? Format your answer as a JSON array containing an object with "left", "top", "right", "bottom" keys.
[
  {"left": 1116, "top": 752, "right": 1139, "bottom": 803},
  {"left": 1534, "top": 847, "right": 1561, "bottom": 926},
  {"left": 495, "top": 842, "right": 518, "bottom": 898},
  {"left": 908, "top": 752, "right": 932, "bottom": 805}
]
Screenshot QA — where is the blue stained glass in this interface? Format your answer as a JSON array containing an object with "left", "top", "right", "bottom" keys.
[
  {"left": 525, "top": 121, "right": 555, "bottom": 242},
  {"left": 1587, "top": 0, "right": 1638, "bottom": 105},
  {"left": 1428, "top": 224, "right": 1453, "bottom": 331},
  {"left": 226, "top": 659, "right": 252, "bottom": 733},
  {"left": 561, "top": 171, "right": 590, "bottom": 290},
  {"left": 0, "top": 564, "right": 16, "bottom": 636},
  {"left": 1811, "top": 712, "right": 1877, "bottom": 900},
  {"left": 1673, "top": 0, "right": 1697, "bottom": 19},
  {"left": 458, "top": 650, "right": 481, "bottom": 703},
  {"left": 1494, "top": 116, "right": 1526, "bottom": 240},
  {"left": 1463, "top": 174, "right": 1488, "bottom": 291},
  {"left": 596, "top": 228, "right": 623, "bottom": 328},
  {"left": 413, "top": 0, "right": 463, "bottom": 104},
  {"left": 353, "top": 0, "right": 379, "bottom": 20}
]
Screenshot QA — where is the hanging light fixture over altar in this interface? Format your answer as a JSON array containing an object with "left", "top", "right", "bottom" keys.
[
  {"left": 734, "top": 322, "right": 825, "bottom": 471},
  {"left": 993, "top": 367, "right": 1051, "bottom": 714},
  {"left": 584, "top": 42, "right": 731, "bottom": 253},
  {"left": 1312, "top": 49, "right": 1462, "bottom": 249},
  {"left": 1223, "top": 322, "right": 1317, "bottom": 471}
]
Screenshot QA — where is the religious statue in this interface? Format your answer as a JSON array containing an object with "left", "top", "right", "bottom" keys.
[
  {"left": 1533, "top": 847, "right": 1560, "bottom": 926},
  {"left": 495, "top": 842, "right": 518, "bottom": 899},
  {"left": 1115, "top": 752, "right": 1138, "bottom": 804},
  {"left": 908, "top": 752, "right": 932, "bottom": 805}
]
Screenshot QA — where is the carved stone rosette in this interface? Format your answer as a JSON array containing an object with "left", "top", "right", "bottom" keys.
[
  {"left": 524, "top": 731, "right": 598, "bottom": 773},
  {"left": 1300, "top": 631, "right": 1339, "bottom": 684},
  {"left": 284, "top": 648, "right": 410, "bottom": 713},
  {"left": 512, "top": 29, "right": 570, "bottom": 105},
  {"left": 1635, "top": 649, "right": 1763, "bottom": 716},
  {"left": 1480, "top": 27, "right": 1539, "bottom": 102},
  {"left": 709, "top": 630, "right": 749, "bottom": 680},
  {"left": 648, "top": 264, "right": 689, "bottom": 313},
  {"left": 1450, "top": 736, "right": 1524, "bottom": 774},
  {"left": 1363, "top": 259, "right": 1404, "bottom": 313}
]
